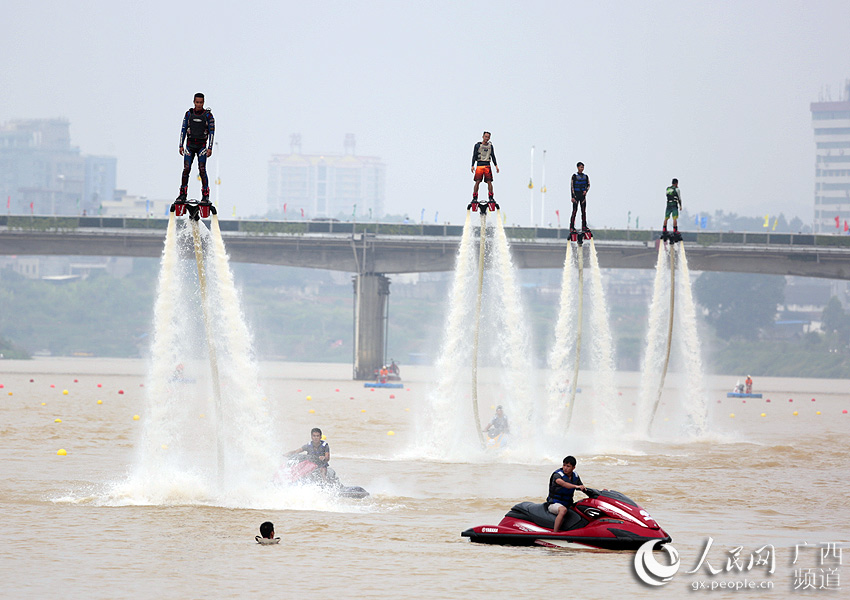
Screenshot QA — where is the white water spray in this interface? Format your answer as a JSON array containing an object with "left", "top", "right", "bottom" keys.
[
  {"left": 117, "top": 213, "right": 276, "bottom": 505},
  {"left": 546, "top": 243, "right": 576, "bottom": 434}
]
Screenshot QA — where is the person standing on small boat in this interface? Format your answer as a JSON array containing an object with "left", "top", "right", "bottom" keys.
[
  {"left": 745, "top": 375, "right": 753, "bottom": 394},
  {"left": 547, "top": 456, "right": 587, "bottom": 533}
]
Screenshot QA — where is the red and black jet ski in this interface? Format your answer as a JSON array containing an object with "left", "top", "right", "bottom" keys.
[
  {"left": 462, "top": 488, "right": 671, "bottom": 550},
  {"left": 274, "top": 457, "right": 369, "bottom": 499}
]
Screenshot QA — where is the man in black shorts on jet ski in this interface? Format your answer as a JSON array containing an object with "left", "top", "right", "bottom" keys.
[
  {"left": 287, "top": 427, "right": 330, "bottom": 479},
  {"left": 546, "top": 455, "right": 587, "bottom": 532}
]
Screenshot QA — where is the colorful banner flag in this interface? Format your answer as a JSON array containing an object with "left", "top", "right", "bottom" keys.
[
  {"left": 555, "top": 209, "right": 560, "bottom": 227},
  {"left": 763, "top": 214, "right": 770, "bottom": 228},
  {"left": 701, "top": 216, "right": 708, "bottom": 229},
  {"left": 283, "top": 203, "right": 287, "bottom": 213},
  {"left": 836, "top": 215, "right": 841, "bottom": 228},
  {"left": 772, "top": 218, "right": 778, "bottom": 231},
  {"left": 434, "top": 212, "right": 439, "bottom": 223},
  {"left": 30, "top": 202, "right": 33, "bottom": 214},
  {"left": 420, "top": 208, "right": 425, "bottom": 223},
  {"left": 845, "top": 220, "right": 849, "bottom": 233},
  {"left": 528, "top": 178, "right": 533, "bottom": 190},
  {"left": 300, "top": 208, "right": 304, "bottom": 218}
]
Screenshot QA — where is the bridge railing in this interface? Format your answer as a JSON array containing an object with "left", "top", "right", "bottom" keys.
[{"left": 1, "top": 215, "right": 848, "bottom": 248}]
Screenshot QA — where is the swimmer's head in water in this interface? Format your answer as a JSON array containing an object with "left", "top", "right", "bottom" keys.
[{"left": 260, "top": 521, "right": 275, "bottom": 539}]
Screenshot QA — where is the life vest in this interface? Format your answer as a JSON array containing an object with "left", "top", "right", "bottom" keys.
[
  {"left": 547, "top": 468, "right": 580, "bottom": 505},
  {"left": 573, "top": 173, "right": 589, "bottom": 193},
  {"left": 188, "top": 109, "right": 210, "bottom": 144},
  {"left": 666, "top": 186, "right": 679, "bottom": 203}
]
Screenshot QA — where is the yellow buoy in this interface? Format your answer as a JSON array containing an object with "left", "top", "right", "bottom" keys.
[
  {"left": 387, "top": 430, "right": 395, "bottom": 436},
  {"left": 97, "top": 400, "right": 103, "bottom": 405},
  {"left": 41, "top": 402, "right": 46, "bottom": 406},
  {"left": 62, "top": 390, "right": 69, "bottom": 395},
  {"left": 729, "top": 413, "right": 735, "bottom": 418},
  {"left": 405, "top": 408, "right": 410, "bottom": 412},
  {"left": 306, "top": 395, "right": 312, "bottom": 401},
  {"left": 161, "top": 444, "right": 168, "bottom": 450},
  {"left": 627, "top": 418, "right": 633, "bottom": 423},
  {"left": 54, "top": 418, "right": 62, "bottom": 423},
  {"left": 361, "top": 409, "right": 366, "bottom": 413},
  {"left": 200, "top": 413, "right": 205, "bottom": 418},
  {"left": 760, "top": 413, "right": 766, "bottom": 417},
  {"left": 57, "top": 448, "right": 67, "bottom": 456},
  {"left": 816, "top": 411, "right": 821, "bottom": 415},
  {"left": 793, "top": 411, "right": 798, "bottom": 416},
  {"left": 308, "top": 409, "right": 315, "bottom": 414},
  {"left": 133, "top": 414, "right": 140, "bottom": 420}
]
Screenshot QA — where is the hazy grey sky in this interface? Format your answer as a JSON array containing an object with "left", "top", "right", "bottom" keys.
[{"left": 3, "top": 0, "right": 849, "bottom": 227}]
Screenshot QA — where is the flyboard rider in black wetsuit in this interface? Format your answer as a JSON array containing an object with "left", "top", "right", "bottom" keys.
[
  {"left": 172, "top": 93, "right": 216, "bottom": 220},
  {"left": 176, "top": 93, "right": 215, "bottom": 203},
  {"left": 468, "top": 131, "right": 500, "bottom": 214}
]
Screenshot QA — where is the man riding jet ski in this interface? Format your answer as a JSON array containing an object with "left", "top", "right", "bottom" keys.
[{"left": 461, "top": 488, "right": 671, "bottom": 550}]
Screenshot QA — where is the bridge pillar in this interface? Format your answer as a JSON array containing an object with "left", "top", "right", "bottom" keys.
[{"left": 353, "top": 273, "right": 390, "bottom": 380}]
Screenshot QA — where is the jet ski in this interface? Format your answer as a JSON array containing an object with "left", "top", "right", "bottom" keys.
[
  {"left": 462, "top": 488, "right": 671, "bottom": 550},
  {"left": 171, "top": 198, "right": 217, "bottom": 221},
  {"left": 274, "top": 457, "right": 369, "bottom": 499}
]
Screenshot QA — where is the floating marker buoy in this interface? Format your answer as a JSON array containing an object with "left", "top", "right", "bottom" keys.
[
  {"left": 62, "top": 390, "right": 69, "bottom": 395},
  {"left": 0, "top": 384, "right": 3, "bottom": 388},
  {"left": 811, "top": 398, "right": 816, "bottom": 402},
  {"left": 161, "top": 444, "right": 168, "bottom": 450},
  {"left": 199, "top": 413, "right": 205, "bottom": 418},
  {"left": 30, "top": 379, "right": 34, "bottom": 383},
  {"left": 306, "top": 395, "right": 312, "bottom": 401},
  {"left": 73, "top": 379, "right": 78, "bottom": 383},
  {"left": 729, "top": 413, "right": 735, "bottom": 418},
  {"left": 405, "top": 408, "right": 410, "bottom": 412},
  {"left": 139, "top": 384, "right": 144, "bottom": 387},
  {"left": 54, "top": 418, "right": 62, "bottom": 423},
  {"left": 793, "top": 411, "right": 798, "bottom": 416},
  {"left": 788, "top": 398, "right": 793, "bottom": 402},
  {"left": 370, "top": 388, "right": 375, "bottom": 392},
  {"left": 627, "top": 417, "right": 633, "bottom": 422},
  {"left": 308, "top": 409, "right": 315, "bottom": 414},
  {"left": 717, "top": 400, "right": 721, "bottom": 403},
  {"left": 335, "top": 389, "right": 340, "bottom": 392},
  {"left": 57, "top": 449, "right": 67, "bottom": 456},
  {"left": 843, "top": 410, "right": 848, "bottom": 414},
  {"left": 297, "top": 389, "right": 301, "bottom": 392},
  {"left": 118, "top": 390, "right": 124, "bottom": 395},
  {"left": 760, "top": 413, "right": 766, "bottom": 417},
  {"left": 50, "top": 385, "right": 55, "bottom": 388},
  {"left": 321, "top": 435, "right": 326, "bottom": 441},
  {"left": 816, "top": 411, "right": 821, "bottom": 415},
  {"left": 97, "top": 400, "right": 102, "bottom": 405},
  {"left": 389, "top": 394, "right": 395, "bottom": 399},
  {"left": 97, "top": 384, "right": 102, "bottom": 388},
  {"left": 742, "top": 400, "right": 746, "bottom": 403},
  {"left": 41, "top": 402, "right": 46, "bottom": 406},
  {"left": 406, "top": 388, "right": 410, "bottom": 391},
  {"left": 766, "top": 399, "right": 771, "bottom": 403},
  {"left": 133, "top": 415, "right": 140, "bottom": 420},
  {"left": 361, "top": 409, "right": 366, "bottom": 413},
  {"left": 387, "top": 430, "right": 395, "bottom": 436},
  {"left": 7, "top": 392, "right": 11, "bottom": 396}
]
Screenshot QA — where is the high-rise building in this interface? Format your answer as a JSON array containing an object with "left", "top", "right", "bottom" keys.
[
  {"left": 0, "top": 119, "right": 116, "bottom": 215},
  {"left": 267, "top": 134, "right": 386, "bottom": 219},
  {"left": 811, "top": 81, "right": 850, "bottom": 233}
]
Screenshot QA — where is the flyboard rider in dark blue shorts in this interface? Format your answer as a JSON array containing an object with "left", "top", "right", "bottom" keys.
[
  {"left": 176, "top": 92, "right": 215, "bottom": 203},
  {"left": 468, "top": 131, "right": 500, "bottom": 213}
]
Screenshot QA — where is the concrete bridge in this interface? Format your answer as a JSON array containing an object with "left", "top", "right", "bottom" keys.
[{"left": 3, "top": 214, "right": 850, "bottom": 378}]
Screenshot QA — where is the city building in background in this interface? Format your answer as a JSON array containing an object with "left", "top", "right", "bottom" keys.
[
  {"left": 811, "top": 80, "right": 850, "bottom": 233},
  {"left": 0, "top": 118, "right": 117, "bottom": 216},
  {"left": 267, "top": 134, "right": 386, "bottom": 219}
]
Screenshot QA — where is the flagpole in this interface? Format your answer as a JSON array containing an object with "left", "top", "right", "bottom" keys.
[
  {"left": 529, "top": 146, "right": 535, "bottom": 225},
  {"left": 540, "top": 149, "right": 547, "bottom": 226}
]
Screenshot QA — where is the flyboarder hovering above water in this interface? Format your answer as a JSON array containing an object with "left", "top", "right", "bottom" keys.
[
  {"left": 662, "top": 178, "right": 682, "bottom": 242},
  {"left": 177, "top": 92, "right": 215, "bottom": 203},
  {"left": 570, "top": 162, "right": 592, "bottom": 244},
  {"left": 468, "top": 131, "right": 500, "bottom": 213}
]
